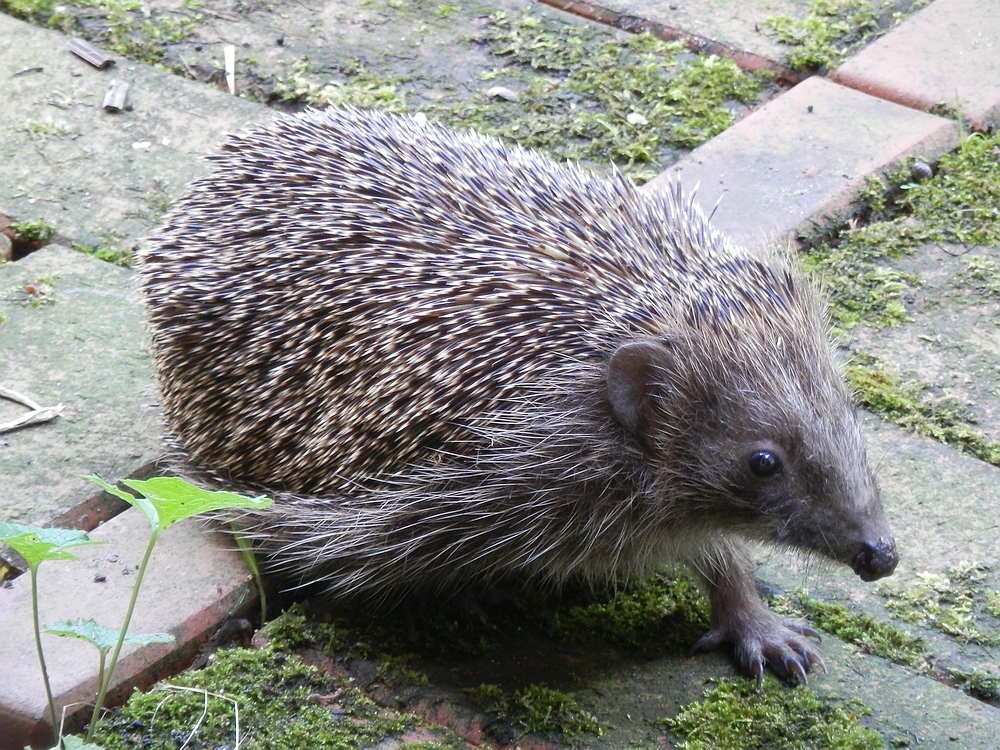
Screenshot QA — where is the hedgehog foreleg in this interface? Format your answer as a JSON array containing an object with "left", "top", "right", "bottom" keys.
[{"left": 688, "top": 540, "right": 823, "bottom": 684}]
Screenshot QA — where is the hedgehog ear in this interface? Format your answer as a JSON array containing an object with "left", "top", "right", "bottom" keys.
[{"left": 607, "top": 339, "right": 674, "bottom": 451}]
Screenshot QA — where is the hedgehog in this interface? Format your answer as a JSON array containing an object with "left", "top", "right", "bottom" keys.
[{"left": 139, "top": 106, "right": 898, "bottom": 683}]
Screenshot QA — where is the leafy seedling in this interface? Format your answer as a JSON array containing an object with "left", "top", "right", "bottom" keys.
[
  {"left": 1, "top": 476, "right": 271, "bottom": 749},
  {"left": 80, "top": 475, "right": 270, "bottom": 742},
  {"left": 0, "top": 523, "right": 102, "bottom": 735}
]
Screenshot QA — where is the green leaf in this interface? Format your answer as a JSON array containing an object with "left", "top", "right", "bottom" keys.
[
  {"left": 60, "top": 733, "right": 109, "bottom": 750},
  {"left": 85, "top": 475, "right": 270, "bottom": 533},
  {"left": 44, "top": 618, "right": 174, "bottom": 653},
  {"left": 0, "top": 523, "right": 100, "bottom": 567}
]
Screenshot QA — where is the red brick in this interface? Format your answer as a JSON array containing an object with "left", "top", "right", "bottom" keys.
[
  {"left": 648, "top": 76, "right": 960, "bottom": 247},
  {"left": 832, "top": 0, "right": 1000, "bottom": 131}
]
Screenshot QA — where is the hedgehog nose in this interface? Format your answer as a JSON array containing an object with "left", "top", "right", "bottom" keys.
[{"left": 852, "top": 537, "right": 899, "bottom": 581}]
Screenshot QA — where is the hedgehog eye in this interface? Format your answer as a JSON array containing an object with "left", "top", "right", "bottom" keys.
[{"left": 748, "top": 450, "right": 781, "bottom": 478}]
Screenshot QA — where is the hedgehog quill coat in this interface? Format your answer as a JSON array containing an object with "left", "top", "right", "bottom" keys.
[{"left": 141, "top": 107, "right": 898, "bottom": 681}]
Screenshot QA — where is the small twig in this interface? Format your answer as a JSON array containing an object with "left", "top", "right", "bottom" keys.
[
  {"left": 224, "top": 45, "right": 236, "bottom": 95},
  {"left": 0, "top": 385, "right": 63, "bottom": 433}
]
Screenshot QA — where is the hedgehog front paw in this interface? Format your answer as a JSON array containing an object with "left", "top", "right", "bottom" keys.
[{"left": 694, "top": 612, "right": 824, "bottom": 685}]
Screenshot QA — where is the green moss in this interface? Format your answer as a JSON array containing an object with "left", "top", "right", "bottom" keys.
[
  {"left": 8, "top": 0, "right": 204, "bottom": 67},
  {"left": 0, "top": 0, "right": 58, "bottom": 23},
  {"left": 895, "top": 133, "right": 1000, "bottom": 246},
  {"left": 762, "top": 0, "right": 879, "bottom": 71},
  {"left": 548, "top": 567, "right": 709, "bottom": 652},
  {"left": 72, "top": 243, "right": 133, "bottom": 267},
  {"left": 771, "top": 592, "right": 928, "bottom": 669},
  {"left": 662, "top": 677, "right": 883, "bottom": 749},
  {"left": 24, "top": 118, "right": 75, "bottom": 139},
  {"left": 91, "top": 645, "right": 417, "bottom": 749},
  {"left": 948, "top": 666, "right": 1000, "bottom": 702},
  {"left": 465, "top": 682, "right": 609, "bottom": 738},
  {"left": 9, "top": 218, "right": 55, "bottom": 244},
  {"left": 877, "top": 562, "right": 1000, "bottom": 646},
  {"left": 957, "top": 254, "right": 1000, "bottom": 298},
  {"left": 803, "top": 132, "right": 1000, "bottom": 332},
  {"left": 273, "top": 57, "right": 409, "bottom": 113},
  {"left": 845, "top": 354, "right": 1000, "bottom": 467},
  {"left": 258, "top": 604, "right": 323, "bottom": 651},
  {"left": 986, "top": 591, "right": 1000, "bottom": 619},
  {"left": 259, "top": 603, "right": 431, "bottom": 687},
  {"left": 418, "top": 11, "right": 767, "bottom": 180}
]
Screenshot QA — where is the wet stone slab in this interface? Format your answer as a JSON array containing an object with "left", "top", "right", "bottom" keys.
[
  {"left": 855, "top": 243, "right": 1000, "bottom": 445},
  {"left": 0, "top": 245, "right": 160, "bottom": 527}
]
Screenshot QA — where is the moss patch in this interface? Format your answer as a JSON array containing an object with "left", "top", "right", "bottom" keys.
[
  {"left": 762, "top": 0, "right": 881, "bottom": 71},
  {"left": 877, "top": 562, "right": 1000, "bottom": 646},
  {"left": 661, "top": 677, "right": 883, "bottom": 750},
  {"left": 547, "top": 566, "right": 710, "bottom": 652},
  {"left": 3, "top": 0, "right": 206, "bottom": 68},
  {"left": 91, "top": 645, "right": 419, "bottom": 750},
  {"left": 957, "top": 253, "right": 1000, "bottom": 298},
  {"left": 802, "top": 132, "right": 1000, "bottom": 333},
  {"left": 8, "top": 218, "right": 55, "bottom": 244},
  {"left": 948, "top": 666, "right": 1000, "bottom": 703},
  {"left": 465, "top": 682, "right": 609, "bottom": 739},
  {"left": 846, "top": 354, "right": 1000, "bottom": 467},
  {"left": 771, "top": 592, "right": 929, "bottom": 670},
  {"left": 274, "top": 57, "right": 409, "bottom": 114}
]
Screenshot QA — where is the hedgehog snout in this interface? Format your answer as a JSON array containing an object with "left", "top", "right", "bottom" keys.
[{"left": 851, "top": 536, "right": 899, "bottom": 581}]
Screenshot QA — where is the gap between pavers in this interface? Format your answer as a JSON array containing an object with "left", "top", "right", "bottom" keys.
[
  {"left": 832, "top": 0, "right": 1000, "bottom": 132},
  {"left": 0, "top": 508, "right": 256, "bottom": 750},
  {"left": 647, "top": 75, "right": 960, "bottom": 246}
]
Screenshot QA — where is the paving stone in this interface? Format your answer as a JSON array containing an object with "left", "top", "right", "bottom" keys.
[
  {"left": 0, "top": 13, "right": 264, "bottom": 246},
  {"left": 854, "top": 243, "right": 1000, "bottom": 445},
  {"left": 0, "top": 507, "right": 256, "bottom": 750},
  {"left": 0, "top": 245, "right": 160, "bottom": 528},
  {"left": 832, "top": 0, "right": 1000, "bottom": 131},
  {"left": 648, "top": 76, "right": 960, "bottom": 247},
  {"left": 582, "top": 627, "right": 1000, "bottom": 748}
]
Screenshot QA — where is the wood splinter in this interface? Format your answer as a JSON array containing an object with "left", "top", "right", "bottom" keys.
[
  {"left": 103, "top": 79, "right": 131, "bottom": 113},
  {"left": 68, "top": 38, "right": 115, "bottom": 70}
]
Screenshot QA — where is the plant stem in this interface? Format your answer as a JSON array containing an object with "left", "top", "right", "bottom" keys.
[
  {"left": 29, "top": 563, "right": 60, "bottom": 736},
  {"left": 85, "top": 529, "right": 161, "bottom": 742}
]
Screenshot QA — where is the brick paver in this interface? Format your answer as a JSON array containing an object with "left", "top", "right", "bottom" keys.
[
  {"left": 648, "top": 76, "right": 960, "bottom": 246},
  {"left": 832, "top": 0, "right": 1000, "bottom": 131}
]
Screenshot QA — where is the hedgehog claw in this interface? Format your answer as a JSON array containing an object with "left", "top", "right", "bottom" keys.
[{"left": 696, "top": 611, "right": 824, "bottom": 686}]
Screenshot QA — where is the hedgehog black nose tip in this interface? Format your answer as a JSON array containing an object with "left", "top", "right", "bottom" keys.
[{"left": 853, "top": 537, "right": 899, "bottom": 582}]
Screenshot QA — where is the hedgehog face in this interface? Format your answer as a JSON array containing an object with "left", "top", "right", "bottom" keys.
[{"left": 606, "top": 335, "right": 898, "bottom": 582}]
